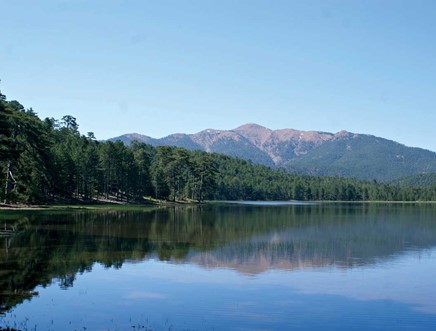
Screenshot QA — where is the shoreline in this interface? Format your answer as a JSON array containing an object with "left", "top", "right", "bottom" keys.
[{"left": 1, "top": 200, "right": 435, "bottom": 211}]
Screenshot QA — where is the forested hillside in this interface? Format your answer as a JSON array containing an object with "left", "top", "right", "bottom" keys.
[
  {"left": 111, "top": 124, "right": 436, "bottom": 182},
  {"left": 286, "top": 133, "right": 436, "bottom": 181},
  {"left": 391, "top": 173, "right": 436, "bottom": 188},
  {"left": 212, "top": 155, "right": 435, "bottom": 201},
  {"left": 1, "top": 90, "right": 435, "bottom": 204}
]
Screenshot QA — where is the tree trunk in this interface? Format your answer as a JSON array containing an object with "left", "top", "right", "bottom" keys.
[
  {"left": 172, "top": 171, "right": 176, "bottom": 203},
  {"left": 198, "top": 173, "right": 204, "bottom": 204},
  {"left": 4, "top": 163, "right": 16, "bottom": 204},
  {"left": 4, "top": 163, "right": 10, "bottom": 204}
]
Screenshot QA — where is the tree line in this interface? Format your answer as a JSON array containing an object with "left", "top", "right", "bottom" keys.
[
  {"left": 0, "top": 90, "right": 218, "bottom": 204},
  {"left": 213, "top": 154, "right": 436, "bottom": 201},
  {"left": 1, "top": 90, "right": 435, "bottom": 204}
]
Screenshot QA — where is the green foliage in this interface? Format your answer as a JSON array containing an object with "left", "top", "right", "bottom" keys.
[
  {"left": 391, "top": 173, "right": 436, "bottom": 188},
  {"left": 211, "top": 153, "right": 436, "bottom": 202},
  {"left": 0, "top": 91, "right": 435, "bottom": 204},
  {"left": 0, "top": 100, "right": 18, "bottom": 161},
  {"left": 1, "top": 99, "right": 53, "bottom": 203}
]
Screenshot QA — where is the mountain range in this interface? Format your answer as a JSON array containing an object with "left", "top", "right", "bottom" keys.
[{"left": 109, "top": 123, "right": 436, "bottom": 182}]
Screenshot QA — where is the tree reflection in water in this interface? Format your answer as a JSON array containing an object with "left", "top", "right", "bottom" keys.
[{"left": 1, "top": 203, "right": 436, "bottom": 314}]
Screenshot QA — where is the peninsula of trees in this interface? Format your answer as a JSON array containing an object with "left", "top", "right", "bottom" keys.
[{"left": 1, "top": 90, "right": 435, "bottom": 204}]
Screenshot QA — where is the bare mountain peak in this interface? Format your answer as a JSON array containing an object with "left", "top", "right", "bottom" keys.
[
  {"left": 335, "top": 130, "right": 350, "bottom": 137},
  {"left": 233, "top": 123, "right": 273, "bottom": 146},
  {"left": 108, "top": 132, "right": 154, "bottom": 145},
  {"left": 125, "top": 133, "right": 150, "bottom": 139},
  {"left": 234, "top": 123, "right": 270, "bottom": 132}
]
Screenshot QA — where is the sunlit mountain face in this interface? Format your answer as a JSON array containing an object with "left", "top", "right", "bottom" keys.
[{"left": 110, "top": 124, "right": 436, "bottom": 182}]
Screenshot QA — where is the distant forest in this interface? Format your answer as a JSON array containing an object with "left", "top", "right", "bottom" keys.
[{"left": 1, "top": 90, "right": 435, "bottom": 204}]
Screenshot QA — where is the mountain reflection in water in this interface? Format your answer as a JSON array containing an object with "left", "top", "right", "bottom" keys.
[{"left": 1, "top": 203, "right": 436, "bottom": 315}]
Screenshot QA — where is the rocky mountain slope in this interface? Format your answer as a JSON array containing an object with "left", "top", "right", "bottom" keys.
[{"left": 109, "top": 123, "right": 436, "bottom": 182}]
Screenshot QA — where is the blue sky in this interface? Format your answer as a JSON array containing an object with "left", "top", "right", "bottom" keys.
[{"left": 1, "top": 0, "right": 435, "bottom": 151}]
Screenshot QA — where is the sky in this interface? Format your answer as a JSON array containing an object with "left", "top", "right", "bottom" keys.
[{"left": 1, "top": 0, "right": 435, "bottom": 151}]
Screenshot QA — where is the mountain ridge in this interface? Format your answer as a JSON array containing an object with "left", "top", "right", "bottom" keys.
[{"left": 109, "top": 124, "right": 436, "bottom": 182}]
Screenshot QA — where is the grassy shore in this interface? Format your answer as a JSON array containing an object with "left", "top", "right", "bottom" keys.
[
  {"left": 0, "top": 197, "right": 209, "bottom": 211},
  {"left": 1, "top": 199, "right": 435, "bottom": 211}
]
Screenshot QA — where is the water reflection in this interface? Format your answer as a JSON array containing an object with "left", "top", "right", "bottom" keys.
[{"left": 1, "top": 203, "right": 436, "bottom": 315}]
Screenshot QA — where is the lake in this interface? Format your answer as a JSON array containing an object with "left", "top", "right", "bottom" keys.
[{"left": 1, "top": 202, "right": 436, "bottom": 330}]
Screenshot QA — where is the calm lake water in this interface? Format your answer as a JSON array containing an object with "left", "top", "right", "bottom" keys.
[{"left": 1, "top": 202, "right": 436, "bottom": 330}]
